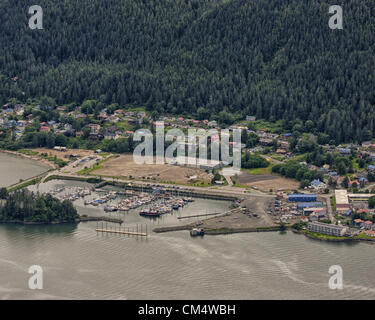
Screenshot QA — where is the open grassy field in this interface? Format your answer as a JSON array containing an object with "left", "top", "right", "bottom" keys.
[
  {"left": 94, "top": 154, "right": 211, "bottom": 184},
  {"left": 33, "top": 148, "right": 94, "bottom": 160},
  {"left": 236, "top": 170, "right": 299, "bottom": 192}
]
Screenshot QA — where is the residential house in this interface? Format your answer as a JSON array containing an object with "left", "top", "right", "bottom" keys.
[
  {"left": 364, "top": 230, "right": 375, "bottom": 237},
  {"left": 338, "top": 147, "right": 351, "bottom": 155},
  {"left": 280, "top": 141, "right": 290, "bottom": 149},
  {"left": 353, "top": 219, "right": 364, "bottom": 228},
  {"left": 259, "top": 138, "right": 273, "bottom": 146},
  {"left": 40, "top": 126, "right": 50, "bottom": 132},
  {"left": 276, "top": 149, "right": 287, "bottom": 155},
  {"left": 87, "top": 124, "right": 101, "bottom": 134},
  {"left": 364, "top": 221, "right": 373, "bottom": 230},
  {"left": 246, "top": 115, "right": 256, "bottom": 121},
  {"left": 310, "top": 179, "right": 326, "bottom": 190}
]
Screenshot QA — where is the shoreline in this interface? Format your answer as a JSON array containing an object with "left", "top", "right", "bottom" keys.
[
  {"left": 0, "top": 149, "right": 57, "bottom": 170},
  {"left": 292, "top": 229, "right": 375, "bottom": 243},
  {"left": 0, "top": 216, "right": 123, "bottom": 226},
  {"left": 153, "top": 224, "right": 283, "bottom": 235}
]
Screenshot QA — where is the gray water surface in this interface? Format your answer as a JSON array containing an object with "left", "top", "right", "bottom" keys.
[
  {"left": 0, "top": 153, "right": 374, "bottom": 299},
  {"left": 0, "top": 152, "right": 49, "bottom": 187}
]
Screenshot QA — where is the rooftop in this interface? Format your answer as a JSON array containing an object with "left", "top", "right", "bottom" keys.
[{"left": 335, "top": 190, "right": 349, "bottom": 205}]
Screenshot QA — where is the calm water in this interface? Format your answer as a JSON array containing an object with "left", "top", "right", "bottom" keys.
[
  {"left": 0, "top": 152, "right": 50, "bottom": 187},
  {"left": 0, "top": 153, "right": 375, "bottom": 299}
]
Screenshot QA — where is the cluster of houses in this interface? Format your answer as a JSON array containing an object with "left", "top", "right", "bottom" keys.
[
  {"left": 0, "top": 104, "right": 30, "bottom": 139},
  {"left": 0, "top": 103, "right": 150, "bottom": 142},
  {"left": 244, "top": 130, "right": 293, "bottom": 158},
  {"left": 97, "top": 109, "right": 147, "bottom": 125},
  {"left": 157, "top": 116, "right": 218, "bottom": 129}
]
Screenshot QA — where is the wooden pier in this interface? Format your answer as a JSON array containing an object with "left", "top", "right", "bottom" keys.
[{"left": 95, "top": 228, "right": 147, "bottom": 236}]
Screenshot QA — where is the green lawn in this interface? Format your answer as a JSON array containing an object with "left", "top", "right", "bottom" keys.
[
  {"left": 250, "top": 120, "right": 283, "bottom": 133},
  {"left": 248, "top": 166, "right": 273, "bottom": 175},
  {"left": 353, "top": 233, "right": 375, "bottom": 240},
  {"left": 18, "top": 149, "right": 39, "bottom": 156}
]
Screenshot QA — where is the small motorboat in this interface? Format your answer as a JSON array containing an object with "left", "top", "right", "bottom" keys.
[
  {"left": 190, "top": 228, "right": 204, "bottom": 237},
  {"left": 139, "top": 210, "right": 161, "bottom": 217}
]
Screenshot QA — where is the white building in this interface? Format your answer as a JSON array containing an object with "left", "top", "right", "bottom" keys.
[{"left": 308, "top": 222, "right": 347, "bottom": 237}]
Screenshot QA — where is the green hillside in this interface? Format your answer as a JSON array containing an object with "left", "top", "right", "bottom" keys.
[{"left": 1, "top": 0, "right": 374, "bottom": 142}]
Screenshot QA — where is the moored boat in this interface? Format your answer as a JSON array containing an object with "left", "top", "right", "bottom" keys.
[{"left": 190, "top": 228, "right": 205, "bottom": 237}]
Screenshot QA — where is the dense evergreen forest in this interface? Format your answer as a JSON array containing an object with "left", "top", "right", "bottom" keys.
[
  {"left": 1, "top": 0, "right": 375, "bottom": 143},
  {"left": 0, "top": 188, "right": 78, "bottom": 223}
]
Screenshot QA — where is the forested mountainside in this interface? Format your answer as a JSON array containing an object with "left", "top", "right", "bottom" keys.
[{"left": 0, "top": 0, "right": 374, "bottom": 142}]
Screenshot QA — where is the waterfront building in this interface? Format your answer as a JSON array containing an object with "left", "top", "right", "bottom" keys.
[
  {"left": 307, "top": 222, "right": 347, "bottom": 237},
  {"left": 364, "top": 230, "right": 375, "bottom": 237}
]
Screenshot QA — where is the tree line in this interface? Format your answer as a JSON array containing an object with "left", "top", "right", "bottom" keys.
[
  {"left": 1, "top": 0, "right": 374, "bottom": 143},
  {"left": 0, "top": 188, "right": 78, "bottom": 223}
]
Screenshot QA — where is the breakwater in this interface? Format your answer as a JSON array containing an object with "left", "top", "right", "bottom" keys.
[
  {"left": 153, "top": 225, "right": 282, "bottom": 235},
  {"left": 79, "top": 216, "right": 123, "bottom": 224}
]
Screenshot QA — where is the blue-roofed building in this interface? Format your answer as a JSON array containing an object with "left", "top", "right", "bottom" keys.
[
  {"left": 288, "top": 193, "right": 317, "bottom": 202},
  {"left": 367, "top": 165, "right": 375, "bottom": 171},
  {"left": 338, "top": 148, "right": 351, "bottom": 155},
  {"left": 283, "top": 133, "right": 292, "bottom": 138},
  {"left": 328, "top": 171, "right": 338, "bottom": 176}
]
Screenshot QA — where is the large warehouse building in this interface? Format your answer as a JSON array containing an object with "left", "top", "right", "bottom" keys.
[
  {"left": 288, "top": 193, "right": 317, "bottom": 202},
  {"left": 335, "top": 190, "right": 350, "bottom": 212}
]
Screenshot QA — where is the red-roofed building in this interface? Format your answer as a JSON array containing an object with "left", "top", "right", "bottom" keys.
[
  {"left": 364, "top": 230, "right": 375, "bottom": 237},
  {"left": 349, "top": 180, "right": 359, "bottom": 187},
  {"left": 357, "top": 209, "right": 369, "bottom": 214},
  {"left": 40, "top": 126, "right": 50, "bottom": 132},
  {"left": 354, "top": 219, "right": 364, "bottom": 227}
]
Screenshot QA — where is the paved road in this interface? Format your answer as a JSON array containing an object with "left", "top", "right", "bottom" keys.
[{"left": 320, "top": 194, "right": 336, "bottom": 223}]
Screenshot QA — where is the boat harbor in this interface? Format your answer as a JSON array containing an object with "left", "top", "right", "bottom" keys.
[{"left": 46, "top": 185, "right": 196, "bottom": 218}]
